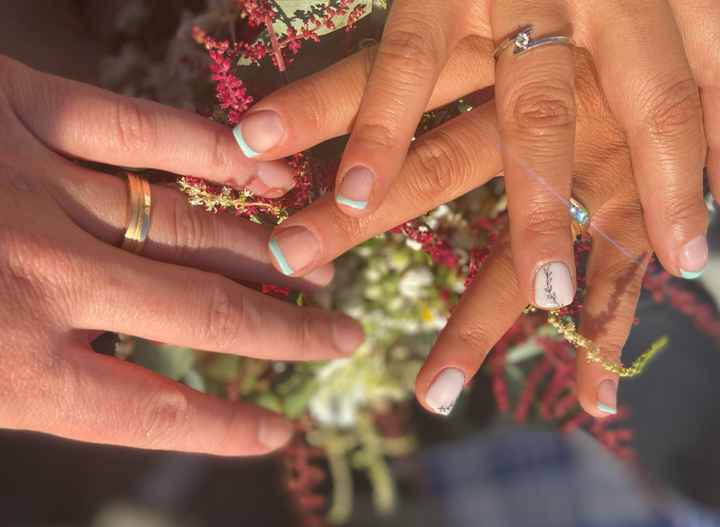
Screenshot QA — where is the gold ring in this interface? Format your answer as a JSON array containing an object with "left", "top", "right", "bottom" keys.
[
  {"left": 121, "top": 173, "right": 152, "bottom": 254},
  {"left": 569, "top": 197, "right": 590, "bottom": 238}
]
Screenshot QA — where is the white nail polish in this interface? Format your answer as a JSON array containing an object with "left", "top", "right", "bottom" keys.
[
  {"left": 425, "top": 368, "right": 465, "bottom": 416},
  {"left": 533, "top": 261, "right": 574, "bottom": 309}
]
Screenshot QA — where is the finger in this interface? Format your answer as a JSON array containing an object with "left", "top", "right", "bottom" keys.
[
  {"left": 230, "top": 35, "right": 495, "bottom": 161},
  {"left": 52, "top": 162, "right": 334, "bottom": 289},
  {"left": 267, "top": 102, "right": 504, "bottom": 276},
  {"left": 68, "top": 237, "right": 363, "bottom": 360},
  {"left": 589, "top": 1, "right": 708, "bottom": 279},
  {"left": 576, "top": 198, "right": 652, "bottom": 418},
  {"left": 667, "top": 0, "right": 720, "bottom": 205},
  {"left": 330, "top": 0, "right": 465, "bottom": 215},
  {"left": 19, "top": 347, "right": 295, "bottom": 455},
  {"left": 416, "top": 230, "right": 527, "bottom": 415},
  {"left": 492, "top": 5, "right": 578, "bottom": 310},
  {"left": 3, "top": 55, "right": 296, "bottom": 196}
]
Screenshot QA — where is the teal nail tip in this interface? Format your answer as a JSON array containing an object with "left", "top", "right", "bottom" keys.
[
  {"left": 597, "top": 402, "right": 617, "bottom": 415},
  {"left": 335, "top": 195, "right": 368, "bottom": 210},
  {"left": 233, "top": 125, "right": 259, "bottom": 158},
  {"left": 269, "top": 239, "right": 294, "bottom": 276},
  {"left": 680, "top": 269, "right": 704, "bottom": 280}
]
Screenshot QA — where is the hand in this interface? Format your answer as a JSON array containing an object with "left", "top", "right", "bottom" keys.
[
  {"left": 234, "top": 0, "right": 715, "bottom": 309},
  {"left": 0, "top": 55, "right": 364, "bottom": 455},
  {"left": 250, "top": 38, "right": 651, "bottom": 417}
]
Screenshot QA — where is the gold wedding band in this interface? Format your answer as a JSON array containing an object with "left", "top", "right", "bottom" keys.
[
  {"left": 569, "top": 197, "right": 590, "bottom": 238},
  {"left": 121, "top": 173, "right": 152, "bottom": 254}
]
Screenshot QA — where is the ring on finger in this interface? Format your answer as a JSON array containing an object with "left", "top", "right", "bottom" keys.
[
  {"left": 121, "top": 173, "right": 152, "bottom": 255},
  {"left": 569, "top": 197, "right": 590, "bottom": 238},
  {"left": 493, "top": 25, "right": 572, "bottom": 59}
]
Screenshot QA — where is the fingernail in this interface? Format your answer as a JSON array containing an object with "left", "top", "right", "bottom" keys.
[
  {"left": 245, "top": 178, "right": 286, "bottom": 199},
  {"left": 332, "top": 314, "right": 365, "bottom": 354},
  {"left": 596, "top": 379, "right": 618, "bottom": 415},
  {"left": 258, "top": 414, "right": 294, "bottom": 449},
  {"left": 425, "top": 368, "right": 465, "bottom": 416},
  {"left": 233, "top": 110, "right": 284, "bottom": 158},
  {"left": 679, "top": 235, "right": 708, "bottom": 279},
  {"left": 255, "top": 161, "right": 296, "bottom": 191},
  {"left": 269, "top": 227, "right": 321, "bottom": 276},
  {"left": 336, "top": 166, "right": 374, "bottom": 210},
  {"left": 533, "top": 261, "right": 574, "bottom": 309}
]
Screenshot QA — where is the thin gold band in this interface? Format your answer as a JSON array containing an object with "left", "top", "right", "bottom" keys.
[
  {"left": 569, "top": 197, "right": 590, "bottom": 239},
  {"left": 121, "top": 173, "right": 152, "bottom": 254}
]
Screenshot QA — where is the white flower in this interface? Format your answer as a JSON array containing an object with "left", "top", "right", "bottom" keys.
[{"left": 398, "top": 268, "right": 434, "bottom": 300}]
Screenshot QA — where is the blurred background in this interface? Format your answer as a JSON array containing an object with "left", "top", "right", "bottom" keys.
[{"left": 3, "top": 1, "right": 720, "bottom": 526}]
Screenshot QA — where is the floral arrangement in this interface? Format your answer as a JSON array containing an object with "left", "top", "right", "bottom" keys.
[{"left": 100, "top": 1, "right": 720, "bottom": 525}]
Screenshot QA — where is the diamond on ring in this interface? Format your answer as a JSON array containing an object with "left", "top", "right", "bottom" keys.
[
  {"left": 494, "top": 25, "right": 572, "bottom": 59},
  {"left": 514, "top": 31, "right": 531, "bottom": 52}
]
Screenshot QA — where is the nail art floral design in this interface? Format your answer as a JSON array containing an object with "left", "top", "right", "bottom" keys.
[{"left": 542, "top": 263, "right": 561, "bottom": 308}]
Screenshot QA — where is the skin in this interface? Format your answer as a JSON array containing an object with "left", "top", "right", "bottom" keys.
[
  {"left": 0, "top": 55, "right": 366, "bottom": 455},
  {"left": 259, "top": 39, "right": 654, "bottom": 417},
  {"left": 243, "top": 0, "right": 716, "bottom": 311}
]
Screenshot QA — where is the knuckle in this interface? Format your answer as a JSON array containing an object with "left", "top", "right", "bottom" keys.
[
  {"left": 519, "top": 201, "right": 571, "bottom": 239},
  {"left": 0, "top": 227, "right": 76, "bottom": 314},
  {"left": 111, "top": 97, "right": 159, "bottom": 155},
  {"left": 169, "top": 197, "right": 216, "bottom": 261},
  {"left": 292, "top": 310, "right": 316, "bottom": 360},
  {"left": 352, "top": 121, "right": 398, "bottom": 151},
  {"left": 206, "top": 126, "right": 234, "bottom": 174},
  {"left": 456, "top": 324, "right": 492, "bottom": 355},
  {"left": 407, "top": 131, "right": 471, "bottom": 200},
  {"left": 643, "top": 78, "right": 702, "bottom": 138},
  {"left": 199, "top": 278, "right": 248, "bottom": 352},
  {"left": 139, "top": 387, "right": 191, "bottom": 447},
  {"left": 377, "top": 26, "right": 441, "bottom": 79},
  {"left": 507, "top": 81, "right": 576, "bottom": 134}
]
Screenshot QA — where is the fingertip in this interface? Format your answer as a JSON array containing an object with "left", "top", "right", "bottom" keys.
[
  {"left": 679, "top": 234, "right": 708, "bottom": 279},
  {"left": 335, "top": 166, "right": 374, "bottom": 214},
  {"left": 268, "top": 226, "right": 322, "bottom": 277},
  {"left": 257, "top": 413, "right": 295, "bottom": 451},
  {"left": 233, "top": 110, "right": 285, "bottom": 158},
  {"left": 420, "top": 367, "right": 465, "bottom": 416},
  {"left": 304, "top": 263, "right": 335, "bottom": 287},
  {"left": 532, "top": 261, "right": 575, "bottom": 310},
  {"left": 332, "top": 313, "right": 365, "bottom": 355}
]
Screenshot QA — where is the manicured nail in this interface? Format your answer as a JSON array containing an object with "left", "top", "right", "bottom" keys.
[
  {"left": 596, "top": 379, "right": 618, "bottom": 415},
  {"left": 332, "top": 314, "right": 365, "bottom": 355},
  {"left": 258, "top": 414, "right": 294, "bottom": 449},
  {"left": 255, "top": 161, "right": 296, "bottom": 191},
  {"left": 269, "top": 227, "right": 321, "bottom": 276},
  {"left": 245, "top": 178, "right": 286, "bottom": 199},
  {"left": 533, "top": 261, "right": 574, "bottom": 309},
  {"left": 233, "top": 110, "right": 284, "bottom": 158},
  {"left": 336, "top": 166, "right": 374, "bottom": 210},
  {"left": 425, "top": 368, "right": 465, "bottom": 416},
  {"left": 679, "top": 235, "right": 708, "bottom": 279}
]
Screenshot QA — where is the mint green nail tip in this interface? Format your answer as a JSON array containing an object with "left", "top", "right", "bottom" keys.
[
  {"left": 269, "top": 239, "right": 293, "bottom": 276},
  {"left": 597, "top": 403, "right": 617, "bottom": 415},
  {"left": 680, "top": 269, "right": 704, "bottom": 280},
  {"left": 233, "top": 125, "right": 259, "bottom": 158},
  {"left": 336, "top": 195, "right": 368, "bottom": 210}
]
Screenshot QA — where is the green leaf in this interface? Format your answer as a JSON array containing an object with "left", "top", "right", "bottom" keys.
[
  {"left": 183, "top": 370, "right": 207, "bottom": 392},
  {"left": 283, "top": 379, "right": 320, "bottom": 419},
  {"left": 131, "top": 340, "right": 195, "bottom": 381},
  {"left": 202, "top": 354, "right": 241, "bottom": 383}
]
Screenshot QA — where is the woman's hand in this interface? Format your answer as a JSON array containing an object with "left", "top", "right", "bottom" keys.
[
  {"left": 254, "top": 39, "right": 653, "bottom": 417},
  {"left": 0, "top": 55, "right": 364, "bottom": 455},
  {"left": 236, "top": 0, "right": 716, "bottom": 309}
]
